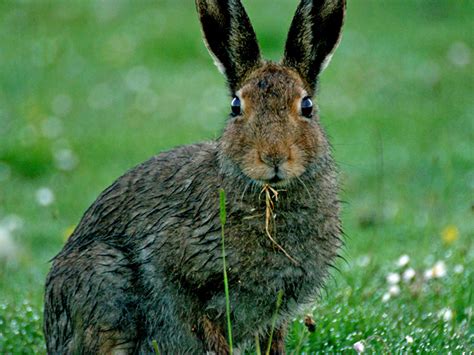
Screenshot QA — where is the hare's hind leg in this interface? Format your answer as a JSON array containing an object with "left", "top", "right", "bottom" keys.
[
  {"left": 201, "top": 315, "right": 230, "bottom": 354},
  {"left": 44, "top": 242, "right": 139, "bottom": 353},
  {"left": 260, "top": 325, "right": 287, "bottom": 355}
]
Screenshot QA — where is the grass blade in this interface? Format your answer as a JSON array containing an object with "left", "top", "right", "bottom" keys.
[
  {"left": 266, "top": 290, "right": 284, "bottom": 355},
  {"left": 255, "top": 333, "right": 262, "bottom": 355},
  {"left": 219, "top": 188, "right": 233, "bottom": 354},
  {"left": 152, "top": 339, "right": 160, "bottom": 354}
]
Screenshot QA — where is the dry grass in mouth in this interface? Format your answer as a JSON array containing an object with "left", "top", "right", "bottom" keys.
[{"left": 261, "top": 184, "right": 298, "bottom": 265}]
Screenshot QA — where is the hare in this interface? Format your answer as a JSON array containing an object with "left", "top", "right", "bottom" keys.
[{"left": 44, "top": 0, "right": 346, "bottom": 353}]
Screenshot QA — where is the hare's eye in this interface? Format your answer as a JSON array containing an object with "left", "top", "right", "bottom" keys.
[
  {"left": 231, "top": 96, "right": 241, "bottom": 116},
  {"left": 301, "top": 97, "right": 313, "bottom": 118}
]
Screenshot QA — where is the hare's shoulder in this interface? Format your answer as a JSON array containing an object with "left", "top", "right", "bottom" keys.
[
  {"left": 129, "top": 141, "right": 220, "bottom": 199},
  {"left": 96, "top": 140, "right": 219, "bottom": 204},
  {"left": 133, "top": 141, "right": 219, "bottom": 179},
  {"left": 64, "top": 142, "right": 219, "bottom": 247}
]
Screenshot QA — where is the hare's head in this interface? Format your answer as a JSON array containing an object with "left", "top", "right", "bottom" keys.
[{"left": 196, "top": 0, "right": 346, "bottom": 185}]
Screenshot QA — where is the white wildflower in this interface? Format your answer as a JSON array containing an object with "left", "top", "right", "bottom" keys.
[
  {"left": 405, "top": 335, "right": 414, "bottom": 344},
  {"left": 397, "top": 254, "right": 410, "bottom": 267},
  {"left": 353, "top": 341, "right": 365, "bottom": 353},
  {"left": 432, "top": 261, "right": 447, "bottom": 278},
  {"left": 386, "top": 272, "right": 400, "bottom": 284},
  {"left": 403, "top": 268, "right": 416, "bottom": 282},
  {"left": 439, "top": 308, "right": 453, "bottom": 322},
  {"left": 382, "top": 292, "right": 391, "bottom": 303},
  {"left": 424, "top": 268, "right": 434, "bottom": 280},
  {"left": 389, "top": 285, "right": 401, "bottom": 296},
  {"left": 36, "top": 187, "right": 55, "bottom": 206}
]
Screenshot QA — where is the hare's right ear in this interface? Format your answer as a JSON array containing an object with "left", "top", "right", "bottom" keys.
[
  {"left": 196, "top": 0, "right": 262, "bottom": 92},
  {"left": 283, "top": 0, "right": 346, "bottom": 94}
]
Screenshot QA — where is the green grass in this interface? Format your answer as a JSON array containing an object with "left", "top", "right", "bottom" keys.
[
  {"left": 220, "top": 189, "right": 234, "bottom": 353},
  {"left": 0, "top": 0, "right": 473, "bottom": 352}
]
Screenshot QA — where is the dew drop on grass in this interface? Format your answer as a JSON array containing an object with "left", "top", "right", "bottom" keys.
[
  {"left": 35, "top": 187, "right": 55, "bottom": 206},
  {"left": 53, "top": 148, "right": 79, "bottom": 171}
]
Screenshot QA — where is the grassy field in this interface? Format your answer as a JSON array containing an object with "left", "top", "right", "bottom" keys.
[{"left": 0, "top": 0, "right": 473, "bottom": 352}]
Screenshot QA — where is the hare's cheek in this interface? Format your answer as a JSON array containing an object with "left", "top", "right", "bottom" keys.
[
  {"left": 296, "top": 123, "right": 324, "bottom": 157},
  {"left": 285, "top": 146, "right": 307, "bottom": 178},
  {"left": 284, "top": 161, "right": 306, "bottom": 179},
  {"left": 221, "top": 126, "right": 247, "bottom": 155}
]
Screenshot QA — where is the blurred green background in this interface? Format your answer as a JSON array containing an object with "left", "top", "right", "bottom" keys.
[{"left": 0, "top": 0, "right": 472, "bottom": 352}]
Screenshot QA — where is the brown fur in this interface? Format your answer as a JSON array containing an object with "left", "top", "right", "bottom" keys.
[{"left": 201, "top": 316, "right": 230, "bottom": 354}]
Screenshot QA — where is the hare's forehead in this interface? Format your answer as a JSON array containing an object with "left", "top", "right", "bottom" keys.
[{"left": 238, "top": 68, "right": 307, "bottom": 103}]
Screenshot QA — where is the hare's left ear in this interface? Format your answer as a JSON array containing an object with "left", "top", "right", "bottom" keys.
[
  {"left": 196, "top": 0, "right": 262, "bottom": 93},
  {"left": 283, "top": 0, "right": 346, "bottom": 93}
]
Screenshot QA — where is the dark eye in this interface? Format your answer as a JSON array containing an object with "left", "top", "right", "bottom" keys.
[
  {"left": 301, "top": 97, "right": 313, "bottom": 118},
  {"left": 231, "top": 96, "right": 241, "bottom": 116}
]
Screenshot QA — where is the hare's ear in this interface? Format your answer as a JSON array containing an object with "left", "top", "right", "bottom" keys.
[
  {"left": 196, "top": 0, "right": 261, "bottom": 92},
  {"left": 283, "top": 0, "right": 346, "bottom": 93}
]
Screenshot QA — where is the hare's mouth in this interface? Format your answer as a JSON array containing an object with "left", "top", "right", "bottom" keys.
[
  {"left": 268, "top": 176, "right": 282, "bottom": 184},
  {"left": 237, "top": 158, "right": 298, "bottom": 187},
  {"left": 258, "top": 172, "right": 291, "bottom": 187},
  {"left": 244, "top": 166, "right": 294, "bottom": 187}
]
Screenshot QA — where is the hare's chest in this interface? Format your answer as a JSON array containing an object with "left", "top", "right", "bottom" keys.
[
  {"left": 224, "top": 207, "right": 322, "bottom": 278},
  {"left": 225, "top": 204, "right": 320, "bottom": 257}
]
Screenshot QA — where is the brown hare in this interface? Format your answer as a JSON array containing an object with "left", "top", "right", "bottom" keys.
[{"left": 44, "top": 0, "right": 346, "bottom": 353}]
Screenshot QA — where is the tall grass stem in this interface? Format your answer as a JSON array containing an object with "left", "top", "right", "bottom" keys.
[
  {"left": 266, "top": 289, "right": 284, "bottom": 355},
  {"left": 255, "top": 334, "right": 262, "bottom": 355},
  {"left": 151, "top": 339, "right": 160, "bottom": 354},
  {"left": 219, "top": 189, "right": 233, "bottom": 354}
]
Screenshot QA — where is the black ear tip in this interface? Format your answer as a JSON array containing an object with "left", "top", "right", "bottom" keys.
[
  {"left": 283, "top": 0, "right": 346, "bottom": 89},
  {"left": 197, "top": 0, "right": 261, "bottom": 91}
]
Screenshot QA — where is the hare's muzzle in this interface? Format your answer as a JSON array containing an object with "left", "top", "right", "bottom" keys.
[
  {"left": 260, "top": 153, "right": 288, "bottom": 182},
  {"left": 260, "top": 153, "right": 287, "bottom": 169}
]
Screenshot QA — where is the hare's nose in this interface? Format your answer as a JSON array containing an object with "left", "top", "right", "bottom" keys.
[{"left": 260, "top": 153, "right": 287, "bottom": 169}]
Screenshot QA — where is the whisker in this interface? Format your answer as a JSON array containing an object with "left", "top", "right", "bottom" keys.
[
  {"left": 240, "top": 179, "right": 252, "bottom": 202},
  {"left": 296, "top": 176, "right": 312, "bottom": 200}
]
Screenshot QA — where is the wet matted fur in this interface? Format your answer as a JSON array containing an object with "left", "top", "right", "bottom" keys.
[{"left": 44, "top": 0, "right": 346, "bottom": 353}]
